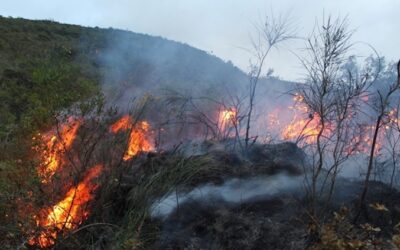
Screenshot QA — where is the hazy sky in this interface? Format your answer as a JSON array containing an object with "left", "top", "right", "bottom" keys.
[{"left": 2, "top": 0, "right": 399, "bottom": 81}]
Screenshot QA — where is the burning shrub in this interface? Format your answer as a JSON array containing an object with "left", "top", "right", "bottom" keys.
[
  {"left": 21, "top": 96, "right": 158, "bottom": 248},
  {"left": 28, "top": 165, "right": 103, "bottom": 248},
  {"left": 109, "top": 115, "right": 154, "bottom": 161}
]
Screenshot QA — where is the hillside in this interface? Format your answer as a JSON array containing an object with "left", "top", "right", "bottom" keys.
[
  {"left": 2, "top": 15, "right": 400, "bottom": 250},
  {"left": 0, "top": 16, "right": 252, "bottom": 154},
  {"left": 0, "top": 16, "right": 252, "bottom": 247},
  {"left": 0, "top": 17, "right": 296, "bottom": 248}
]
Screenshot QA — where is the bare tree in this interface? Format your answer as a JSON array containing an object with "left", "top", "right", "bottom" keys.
[
  {"left": 355, "top": 59, "right": 400, "bottom": 220},
  {"left": 380, "top": 123, "right": 400, "bottom": 188},
  {"left": 244, "top": 12, "right": 296, "bottom": 152},
  {"left": 294, "top": 16, "right": 392, "bottom": 224},
  {"left": 387, "top": 103, "right": 400, "bottom": 187},
  {"left": 297, "top": 16, "right": 354, "bottom": 217}
]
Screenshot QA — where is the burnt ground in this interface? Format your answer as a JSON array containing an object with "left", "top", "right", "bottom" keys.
[
  {"left": 146, "top": 181, "right": 400, "bottom": 250},
  {"left": 135, "top": 142, "right": 400, "bottom": 250},
  {"left": 104, "top": 141, "right": 400, "bottom": 250},
  {"left": 154, "top": 194, "right": 306, "bottom": 250}
]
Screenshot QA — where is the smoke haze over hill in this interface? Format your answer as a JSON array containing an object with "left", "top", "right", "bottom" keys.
[{"left": 2, "top": 0, "right": 399, "bottom": 81}]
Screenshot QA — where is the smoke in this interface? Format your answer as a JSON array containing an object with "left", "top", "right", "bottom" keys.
[
  {"left": 96, "top": 29, "right": 248, "bottom": 109},
  {"left": 151, "top": 174, "right": 304, "bottom": 218},
  {"left": 93, "top": 29, "right": 300, "bottom": 147},
  {"left": 93, "top": 28, "right": 400, "bottom": 186}
]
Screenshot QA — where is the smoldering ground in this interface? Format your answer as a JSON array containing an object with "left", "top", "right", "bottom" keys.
[{"left": 151, "top": 174, "right": 305, "bottom": 218}]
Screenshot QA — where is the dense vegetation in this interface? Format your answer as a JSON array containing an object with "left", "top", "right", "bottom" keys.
[
  {"left": 0, "top": 16, "right": 250, "bottom": 248},
  {"left": 0, "top": 16, "right": 247, "bottom": 145},
  {"left": 0, "top": 17, "right": 100, "bottom": 155},
  {"left": 2, "top": 15, "right": 399, "bottom": 249}
]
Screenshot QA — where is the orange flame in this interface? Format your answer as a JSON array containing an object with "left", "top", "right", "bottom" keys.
[
  {"left": 218, "top": 108, "right": 237, "bottom": 135},
  {"left": 36, "top": 118, "right": 82, "bottom": 183},
  {"left": 29, "top": 164, "right": 103, "bottom": 248},
  {"left": 109, "top": 115, "right": 154, "bottom": 161},
  {"left": 350, "top": 125, "right": 384, "bottom": 155},
  {"left": 388, "top": 109, "right": 399, "bottom": 127},
  {"left": 281, "top": 94, "right": 322, "bottom": 144},
  {"left": 109, "top": 115, "right": 131, "bottom": 133},
  {"left": 282, "top": 113, "right": 322, "bottom": 144}
]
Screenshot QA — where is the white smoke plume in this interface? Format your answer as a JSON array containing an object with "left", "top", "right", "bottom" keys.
[{"left": 151, "top": 174, "right": 305, "bottom": 218}]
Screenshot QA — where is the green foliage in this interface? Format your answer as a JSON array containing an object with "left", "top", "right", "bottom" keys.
[
  {"left": 0, "top": 159, "right": 41, "bottom": 247},
  {"left": 0, "top": 16, "right": 102, "bottom": 247},
  {"left": 0, "top": 15, "right": 252, "bottom": 248},
  {"left": 0, "top": 17, "right": 103, "bottom": 160}
]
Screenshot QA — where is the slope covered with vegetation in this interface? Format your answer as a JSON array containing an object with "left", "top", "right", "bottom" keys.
[
  {"left": 0, "top": 16, "right": 246, "bottom": 154},
  {"left": 3, "top": 15, "right": 399, "bottom": 250},
  {"left": 0, "top": 16, "right": 249, "bottom": 247}
]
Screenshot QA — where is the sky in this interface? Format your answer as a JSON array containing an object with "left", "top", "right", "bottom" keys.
[{"left": 1, "top": 0, "right": 399, "bottom": 81}]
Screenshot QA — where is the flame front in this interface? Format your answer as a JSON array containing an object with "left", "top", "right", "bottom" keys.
[
  {"left": 282, "top": 113, "right": 322, "bottom": 144},
  {"left": 109, "top": 115, "right": 131, "bottom": 133},
  {"left": 109, "top": 115, "right": 154, "bottom": 160},
  {"left": 29, "top": 165, "right": 103, "bottom": 248},
  {"left": 280, "top": 94, "right": 325, "bottom": 144},
  {"left": 36, "top": 118, "right": 82, "bottom": 183},
  {"left": 218, "top": 108, "right": 237, "bottom": 135},
  {"left": 28, "top": 115, "right": 153, "bottom": 248}
]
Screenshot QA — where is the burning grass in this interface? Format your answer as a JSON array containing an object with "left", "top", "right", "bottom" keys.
[
  {"left": 26, "top": 111, "right": 156, "bottom": 248},
  {"left": 28, "top": 164, "right": 103, "bottom": 248},
  {"left": 34, "top": 117, "right": 82, "bottom": 183},
  {"left": 109, "top": 115, "right": 154, "bottom": 161},
  {"left": 218, "top": 108, "right": 238, "bottom": 133},
  {"left": 10, "top": 86, "right": 399, "bottom": 249}
]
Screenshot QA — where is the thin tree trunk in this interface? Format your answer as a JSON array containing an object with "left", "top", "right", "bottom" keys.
[{"left": 355, "top": 114, "right": 383, "bottom": 222}]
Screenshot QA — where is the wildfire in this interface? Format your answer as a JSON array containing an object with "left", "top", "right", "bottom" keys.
[
  {"left": 279, "top": 94, "right": 322, "bottom": 143},
  {"left": 27, "top": 115, "right": 153, "bottom": 248},
  {"left": 268, "top": 112, "right": 280, "bottom": 127},
  {"left": 109, "top": 115, "right": 131, "bottom": 133},
  {"left": 352, "top": 125, "right": 384, "bottom": 155},
  {"left": 388, "top": 109, "right": 399, "bottom": 127},
  {"left": 279, "top": 93, "right": 394, "bottom": 155},
  {"left": 282, "top": 113, "right": 322, "bottom": 144},
  {"left": 29, "top": 164, "right": 103, "bottom": 248},
  {"left": 218, "top": 108, "right": 237, "bottom": 134},
  {"left": 36, "top": 117, "right": 82, "bottom": 183},
  {"left": 109, "top": 115, "right": 154, "bottom": 161},
  {"left": 293, "top": 92, "right": 304, "bottom": 102}
]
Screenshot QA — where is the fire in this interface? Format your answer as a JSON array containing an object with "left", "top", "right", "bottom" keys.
[
  {"left": 388, "top": 109, "right": 399, "bottom": 127},
  {"left": 109, "top": 115, "right": 131, "bottom": 133},
  {"left": 353, "top": 125, "right": 384, "bottom": 155},
  {"left": 293, "top": 92, "right": 304, "bottom": 102},
  {"left": 27, "top": 115, "right": 153, "bottom": 248},
  {"left": 36, "top": 118, "right": 82, "bottom": 183},
  {"left": 282, "top": 113, "right": 322, "bottom": 144},
  {"left": 268, "top": 112, "right": 280, "bottom": 127},
  {"left": 218, "top": 108, "right": 237, "bottom": 134},
  {"left": 219, "top": 109, "right": 237, "bottom": 124},
  {"left": 123, "top": 121, "right": 153, "bottom": 160},
  {"left": 279, "top": 94, "right": 324, "bottom": 144},
  {"left": 109, "top": 115, "right": 154, "bottom": 160},
  {"left": 278, "top": 93, "right": 393, "bottom": 155},
  {"left": 29, "top": 164, "right": 103, "bottom": 248}
]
